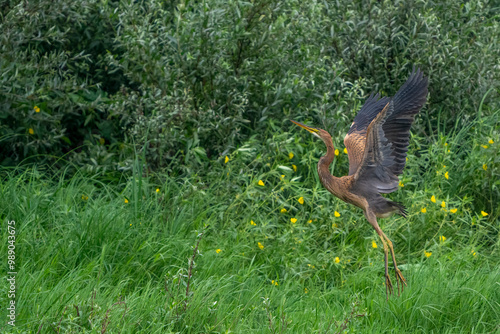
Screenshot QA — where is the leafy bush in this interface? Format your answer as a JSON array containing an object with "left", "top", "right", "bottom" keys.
[
  {"left": 1, "top": 0, "right": 498, "bottom": 175},
  {"left": 0, "top": 0, "right": 130, "bottom": 170}
]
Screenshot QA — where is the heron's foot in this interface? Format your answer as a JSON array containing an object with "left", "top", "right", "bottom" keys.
[
  {"left": 385, "top": 274, "right": 394, "bottom": 299},
  {"left": 395, "top": 268, "right": 407, "bottom": 295}
]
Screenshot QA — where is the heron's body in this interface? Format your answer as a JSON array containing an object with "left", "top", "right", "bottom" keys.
[{"left": 291, "top": 68, "right": 428, "bottom": 298}]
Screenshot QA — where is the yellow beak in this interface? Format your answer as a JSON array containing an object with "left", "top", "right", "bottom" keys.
[{"left": 290, "top": 120, "right": 319, "bottom": 134}]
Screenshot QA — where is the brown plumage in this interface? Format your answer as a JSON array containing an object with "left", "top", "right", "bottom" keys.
[{"left": 291, "top": 68, "right": 428, "bottom": 298}]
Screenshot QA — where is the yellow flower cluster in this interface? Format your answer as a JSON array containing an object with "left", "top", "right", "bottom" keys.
[
  {"left": 298, "top": 197, "right": 304, "bottom": 204},
  {"left": 258, "top": 180, "right": 265, "bottom": 186},
  {"left": 34, "top": 106, "right": 40, "bottom": 113},
  {"left": 281, "top": 208, "right": 287, "bottom": 213},
  {"left": 289, "top": 152, "right": 294, "bottom": 159},
  {"left": 258, "top": 242, "right": 264, "bottom": 250},
  {"left": 271, "top": 280, "right": 278, "bottom": 286},
  {"left": 250, "top": 220, "right": 256, "bottom": 226},
  {"left": 334, "top": 211, "right": 341, "bottom": 217},
  {"left": 291, "top": 218, "right": 297, "bottom": 224},
  {"left": 439, "top": 235, "right": 446, "bottom": 242},
  {"left": 334, "top": 257, "right": 340, "bottom": 263},
  {"left": 424, "top": 251, "right": 432, "bottom": 258},
  {"left": 225, "top": 156, "right": 229, "bottom": 163},
  {"left": 216, "top": 249, "right": 222, "bottom": 254},
  {"left": 372, "top": 241, "right": 378, "bottom": 249}
]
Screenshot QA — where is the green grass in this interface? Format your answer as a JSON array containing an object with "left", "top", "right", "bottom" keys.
[{"left": 0, "top": 113, "right": 498, "bottom": 333}]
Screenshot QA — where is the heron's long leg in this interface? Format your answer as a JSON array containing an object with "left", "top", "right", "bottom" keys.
[
  {"left": 376, "top": 232, "right": 393, "bottom": 299},
  {"left": 365, "top": 211, "right": 393, "bottom": 299},
  {"left": 380, "top": 231, "right": 407, "bottom": 295}
]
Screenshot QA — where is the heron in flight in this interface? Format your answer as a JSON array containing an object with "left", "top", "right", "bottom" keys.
[{"left": 291, "top": 68, "right": 428, "bottom": 297}]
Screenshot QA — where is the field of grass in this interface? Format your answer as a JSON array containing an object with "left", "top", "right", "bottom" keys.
[{"left": 1, "top": 110, "right": 499, "bottom": 333}]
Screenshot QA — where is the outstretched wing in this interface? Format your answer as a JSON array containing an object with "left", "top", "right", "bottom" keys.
[
  {"left": 344, "top": 93, "right": 390, "bottom": 175},
  {"left": 382, "top": 67, "right": 428, "bottom": 175},
  {"left": 352, "top": 68, "right": 429, "bottom": 194}
]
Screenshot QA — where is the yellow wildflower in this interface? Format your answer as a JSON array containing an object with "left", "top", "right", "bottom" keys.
[
  {"left": 289, "top": 152, "right": 294, "bottom": 159},
  {"left": 292, "top": 164, "right": 297, "bottom": 172},
  {"left": 481, "top": 211, "right": 488, "bottom": 217},
  {"left": 258, "top": 180, "right": 265, "bottom": 186},
  {"left": 424, "top": 251, "right": 432, "bottom": 258},
  {"left": 483, "top": 164, "right": 487, "bottom": 171},
  {"left": 372, "top": 241, "right": 378, "bottom": 249},
  {"left": 488, "top": 139, "right": 494, "bottom": 144},
  {"left": 444, "top": 143, "right": 448, "bottom": 146},
  {"left": 431, "top": 195, "right": 436, "bottom": 203},
  {"left": 291, "top": 218, "right": 297, "bottom": 224},
  {"left": 334, "top": 149, "right": 339, "bottom": 156},
  {"left": 281, "top": 208, "right": 287, "bottom": 213},
  {"left": 28, "top": 128, "right": 34, "bottom": 135},
  {"left": 332, "top": 223, "right": 338, "bottom": 229},
  {"left": 450, "top": 208, "right": 457, "bottom": 213},
  {"left": 81, "top": 195, "right": 88, "bottom": 201},
  {"left": 156, "top": 188, "right": 160, "bottom": 193},
  {"left": 444, "top": 171, "right": 449, "bottom": 180},
  {"left": 334, "top": 211, "right": 341, "bottom": 217},
  {"left": 34, "top": 106, "right": 40, "bottom": 113},
  {"left": 399, "top": 181, "right": 404, "bottom": 187},
  {"left": 130, "top": 224, "right": 132, "bottom": 226},
  {"left": 258, "top": 242, "right": 264, "bottom": 250},
  {"left": 471, "top": 250, "right": 477, "bottom": 257},
  {"left": 481, "top": 145, "right": 488, "bottom": 149},
  {"left": 421, "top": 208, "right": 427, "bottom": 213},
  {"left": 343, "top": 148, "right": 348, "bottom": 154},
  {"left": 216, "top": 249, "right": 221, "bottom": 254},
  {"left": 250, "top": 220, "right": 256, "bottom": 226},
  {"left": 271, "top": 280, "right": 278, "bottom": 286},
  {"left": 334, "top": 257, "right": 340, "bottom": 264},
  {"left": 298, "top": 197, "right": 304, "bottom": 204},
  {"left": 304, "top": 287, "right": 308, "bottom": 294},
  {"left": 439, "top": 235, "right": 446, "bottom": 242},
  {"left": 441, "top": 201, "right": 446, "bottom": 208},
  {"left": 280, "top": 174, "right": 285, "bottom": 180},
  {"left": 225, "top": 156, "right": 229, "bottom": 163},
  {"left": 124, "top": 198, "right": 129, "bottom": 204},
  {"left": 308, "top": 219, "right": 312, "bottom": 223}
]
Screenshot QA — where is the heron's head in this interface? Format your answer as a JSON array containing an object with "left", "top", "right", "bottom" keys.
[{"left": 290, "top": 120, "right": 330, "bottom": 141}]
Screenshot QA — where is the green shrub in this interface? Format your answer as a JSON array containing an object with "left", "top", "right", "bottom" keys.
[{"left": 1, "top": 0, "right": 498, "bottom": 176}]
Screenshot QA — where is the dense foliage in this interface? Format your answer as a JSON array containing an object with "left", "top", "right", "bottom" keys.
[{"left": 1, "top": 0, "right": 498, "bottom": 174}]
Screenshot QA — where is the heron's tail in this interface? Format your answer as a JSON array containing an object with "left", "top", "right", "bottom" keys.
[{"left": 389, "top": 201, "right": 407, "bottom": 218}]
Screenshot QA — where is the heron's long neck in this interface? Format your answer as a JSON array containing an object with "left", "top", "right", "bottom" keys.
[{"left": 317, "top": 138, "right": 343, "bottom": 196}]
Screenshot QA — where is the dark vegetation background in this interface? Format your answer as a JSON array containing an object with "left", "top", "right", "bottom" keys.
[{"left": 1, "top": 0, "right": 498, "bottom": 174}]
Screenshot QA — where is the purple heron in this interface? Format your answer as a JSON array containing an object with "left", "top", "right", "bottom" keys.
[{"left": 291, "top": 68, "right": 428, "bottom": 297}]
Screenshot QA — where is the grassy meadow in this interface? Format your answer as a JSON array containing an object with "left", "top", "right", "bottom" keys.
[{"left": 1, "top": 108, "right": 499, "bottom": 333}]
